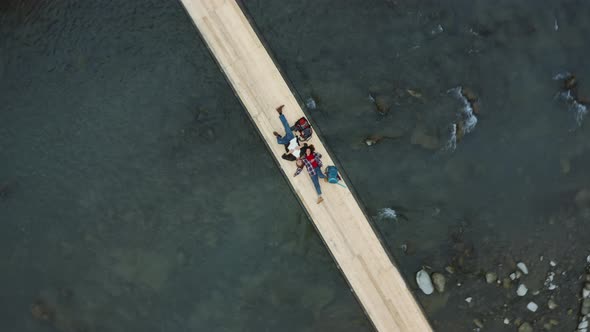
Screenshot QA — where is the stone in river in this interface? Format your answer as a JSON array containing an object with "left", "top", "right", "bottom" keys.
[
  {"left": 502, "top": 278, "right": 512, "bottom": 289},
  {"left": 526, "top": 301, "right": 538, "bottom": 312},
  {"left": 518, "top": 322, "right": 533, "bottom": 332},
  {"left": 431, "top": 272, "right": 446, "bottom": 293},
  {"left": 416, "top": 268, "right": 434, "bottom": 295},
  {"left": 517, "top": 262, "right": 529, "bottom": 275},
  {"left": 485, "top": 272, "right": 498, "bottom": 284},
  {"left": 517, "top": 284, "right": 528, "bottom": 296},
  {"left": 473, "top": 318, "right": 484, "bottom": 328}
]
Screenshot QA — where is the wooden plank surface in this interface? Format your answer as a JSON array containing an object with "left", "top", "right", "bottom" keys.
[{"left": 179, "top": 1, "right": 433, "bottom": 331}]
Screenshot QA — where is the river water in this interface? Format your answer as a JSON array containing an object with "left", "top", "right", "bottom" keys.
[{"left": 2, "top": 0, "right": 590, "bottom": 331}]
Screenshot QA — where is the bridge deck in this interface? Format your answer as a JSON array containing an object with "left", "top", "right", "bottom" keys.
[{"left": 179, "top": 1, "right": 432, "bottom": 331}]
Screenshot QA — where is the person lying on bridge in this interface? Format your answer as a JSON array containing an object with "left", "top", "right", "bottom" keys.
[
  {"left": 272, "top": 105, "right": 301, "bottom": 160},
  {"left": 294, "top": 144, "right": 326, "bottom": 204}
]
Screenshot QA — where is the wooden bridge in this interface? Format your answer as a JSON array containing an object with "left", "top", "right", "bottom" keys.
[{"left": 179, "top": 1, "right": 432, "bottom": 331}]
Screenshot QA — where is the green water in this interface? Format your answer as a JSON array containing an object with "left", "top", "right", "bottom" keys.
[
  {"left": 3, "top": 0, "right": 590, "bottom": 331},
  {"left": 0, "top": 1, "right": 367, "bottom": 331}
]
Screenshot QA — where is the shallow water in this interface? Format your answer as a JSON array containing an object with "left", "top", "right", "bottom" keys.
[
  {"left": 0, "top": 1, "right": 369, "bottom": 331},
  {"left": 243, "top": 0, "right": 590, "bottom": 330},
  {"left": 4, "top": 0, "right": 590, "bottom": 331}
]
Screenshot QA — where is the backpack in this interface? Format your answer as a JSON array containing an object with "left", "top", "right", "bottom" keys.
[
  {"left": 326, "top": 166, "right": 340, "bottom": 184},
  {"left": 291, "top": 117, "right": 313, "bottom": 141}
]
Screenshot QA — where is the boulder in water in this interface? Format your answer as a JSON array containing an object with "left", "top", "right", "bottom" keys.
[
  {"left": 461, "top": 87, "right": 478, "bottom": 103},
  {"left": 527, "top": 302, "right": 538, "bottom": 312},
  {"left": 416, "top": 268, "right": 434, "bottom": 295},
  {"left": 517, "top": 262, "right": 529, "bottom": 275},
  {"left": 517, "top": 284, "right": 528, "bottom": 296},
  {"left": 431, "top": 272, "right": 446, "bottom": 293}
]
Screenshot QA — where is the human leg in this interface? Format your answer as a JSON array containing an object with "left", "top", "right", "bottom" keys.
[
  {"left": 276, "top": 113, "right": 295, "bottom": 145},
  {"left": 279, "top": 114, "right": 295, "bottom": 139},
  {"left": 310, "top": 173, "right": 322, "bottom": 196},
  {"left": 315, "top": 167, "right": 326, "bottom": 178}
]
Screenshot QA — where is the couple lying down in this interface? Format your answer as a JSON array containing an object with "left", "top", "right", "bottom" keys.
[{"left": 273, "top": 105, "right": 326, "bottom": 204}]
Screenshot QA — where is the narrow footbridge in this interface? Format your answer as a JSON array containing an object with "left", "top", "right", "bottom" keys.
[{"left": 179, "top": 1, "right": 432, "bottom": 331}]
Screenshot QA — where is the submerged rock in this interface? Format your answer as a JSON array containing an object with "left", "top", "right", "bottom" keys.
[
  {"left": 518, "top": 322, "right": 533, "bottom": 332},
  {"left": 432, "top": 273, "right": 446, "bottom": 293},
  {"left": 517, "top": 284, "right": 528, "bottom": 296},
  {"left": 485, "top": 272, "right": 498, "bottom": 284},
  {"left": 575, "top": 188, "right": 590, "bottom": 208},
  {"left": 548, "top": 299, "right": 558, "bottom": 310},
  {"left": 305, "top": 97, "right": 317, "bottom": 110},
  {"left": 416, "top": 269, "right": 434, "bottom": 295},
  {"left": 527, "top": 302, "right": 538, "bottom": 312},
  {"left": 565, "top": 75, "right": 577, "bottom": 90},
  {"left": 517, "top": 262, "right": 529, "bottom": 275},
  {"left": 31, "top": 299, "right": 55, "bottom": 323},
  {"left": 473, "top": 318, "right": 484, "bottom": 328},
  {"left": 411, "top": 125, "right": 439, "bottom": 150}
]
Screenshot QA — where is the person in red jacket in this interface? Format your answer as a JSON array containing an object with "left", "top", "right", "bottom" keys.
[{"left": 294, "top": 145, "right": 326, "bottom": 204}]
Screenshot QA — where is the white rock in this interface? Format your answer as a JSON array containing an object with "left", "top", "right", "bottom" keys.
[
  {"left": 416, "top": 269, "right": 434, "bottom": 295},
  {"left": 503, "top": 318, "right": 510, "bottom": 325},
  {"left": 539, "top": 255, "right": 544, "bottom": 261},
  {"left": 465, "top": 297, "right": 473, "bottom": 303},
  {"left": 510, "top": 272, "right": 517, "bottom": 280},
  {"left": 527, "top": 302, "right": 538, "bottom": 312},
  {"left": 532, "top": 290, "right": 540, "bottom": 295},
  {"left": 517, "top": 284, "right": 528, "bottom": 296},
  {"left": 548, "top": 283, "right": 557, "bottom": 290},
  {"left": 550, "top": 260, "right": 557, "bottom": 267},
  {"left": 587, "top": 255, "right": 590, "bottom": 264},
  {"left": 517, "top": 262, "right": 529, "bottom": 275},
  {"left": 583, "top": 288, "right": 590, "bottom": 299},
  {"left": 548, "top": 299, "right": 558, "bottom": 310},
  {"left": 580, "top": 320, "right": 589, "bottom": 329}
]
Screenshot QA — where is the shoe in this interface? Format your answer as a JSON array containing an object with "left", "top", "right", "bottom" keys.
[
  {"left": 276, "top": 105, "right": 284, "bottom": 114},
  {"left": 317, "top": 197, "right": 324, "bottom": 204},
  {"left": 273, "top": 131, "right": 280, "bottom": 137}
]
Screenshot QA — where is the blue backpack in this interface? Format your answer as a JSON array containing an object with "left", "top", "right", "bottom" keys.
[{"left": 326, "top": 166, "right": 340, "bottom": 184}]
